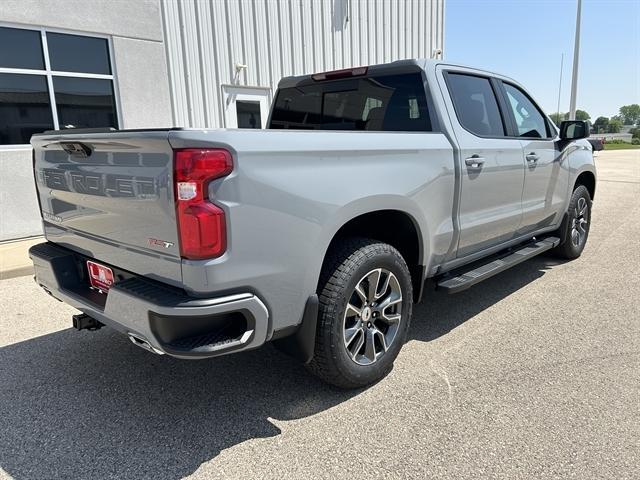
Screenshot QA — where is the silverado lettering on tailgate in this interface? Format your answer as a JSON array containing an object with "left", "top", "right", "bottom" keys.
[{"left": 39, "top": 169, "right": 157, "bottom": 199}]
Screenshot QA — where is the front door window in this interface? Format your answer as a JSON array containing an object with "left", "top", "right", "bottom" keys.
[{"left": 503, "top": 83, "right": 550, "bottom": 139}]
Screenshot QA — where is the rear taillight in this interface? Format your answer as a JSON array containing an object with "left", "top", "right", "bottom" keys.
[{"left": 174, "top": 148, "right": 233, "bottom": 260}]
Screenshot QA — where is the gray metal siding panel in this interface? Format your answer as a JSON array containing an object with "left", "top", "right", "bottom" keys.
[
  {"left": 0, "top": 149, "right": 42, "bottom": 241},
  {"left": 0, "top": 0, "right": 163, "bottom": 41},
  {"left": 161, "top": 0, "right": 445, "bottom": 128}
]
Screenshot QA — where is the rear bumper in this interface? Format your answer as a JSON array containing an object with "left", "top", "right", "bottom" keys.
[{"left": 29, "top": 242, "right": 269, "bottom": 359}]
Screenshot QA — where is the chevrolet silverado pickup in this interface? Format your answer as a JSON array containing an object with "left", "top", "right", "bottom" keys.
[{"left": 29, "top": 60, "right": 596, "bottom": 388}]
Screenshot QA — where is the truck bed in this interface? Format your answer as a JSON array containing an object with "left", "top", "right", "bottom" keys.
[{"left": 32, "top": 128, "right": 455, "bottom": 332}]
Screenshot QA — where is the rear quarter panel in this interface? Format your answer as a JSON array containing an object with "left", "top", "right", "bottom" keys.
[{"left": 169, "top": 129, "right": 455, "bottom": 334}]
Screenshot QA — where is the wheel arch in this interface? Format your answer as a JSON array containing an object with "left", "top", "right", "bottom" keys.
[
  {"left": 276, "top": 207, "right": 428, "bottom": 365},
  {"left": 575, "top": 170, "right": 596, "bottom": 200},
  {"left": 319, "top": 208, "right": 428, "bottom": 303}
]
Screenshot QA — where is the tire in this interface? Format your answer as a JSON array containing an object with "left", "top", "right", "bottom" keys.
[
  {"left": 552, "top": 184, "right": 592, "bottom": 259},
  {"left": 307, "top": 238, "right": 413, "bottom": 389}
]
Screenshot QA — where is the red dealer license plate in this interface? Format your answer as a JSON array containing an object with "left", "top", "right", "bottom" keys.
[{"left": 86, "top": 261, "right": 114, "bottom": 292}]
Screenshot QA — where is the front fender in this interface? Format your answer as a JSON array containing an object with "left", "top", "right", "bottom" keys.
[{"left": 568, "top": 140, "right": 597, "bottom": 186}]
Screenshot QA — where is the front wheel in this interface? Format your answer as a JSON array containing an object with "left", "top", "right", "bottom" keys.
[
  {"left": 553, "top": 184, "right": 592, "bottom": 259},
  {"left": 307, "top": 238, "right": 413, "bottom": 389}
]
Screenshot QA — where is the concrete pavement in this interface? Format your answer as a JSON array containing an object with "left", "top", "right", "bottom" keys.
[
  {"left": 0, "top": 237, "right": 42, "bottom": 280},
  {"left": 0, "top": 150, "right": 638, "bottom": 479}
]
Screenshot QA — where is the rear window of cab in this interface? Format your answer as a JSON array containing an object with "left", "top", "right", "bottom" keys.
[{"left": 269, "top": 72, "right": 432, "bottom": 132}]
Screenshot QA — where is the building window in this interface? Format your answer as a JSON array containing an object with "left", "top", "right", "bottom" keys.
[
  {"left": 236, "top": 101, "right": 262, "bottom": 129},
  {"left": 0, "top": 25, "right": 119, "bottom": 146}
]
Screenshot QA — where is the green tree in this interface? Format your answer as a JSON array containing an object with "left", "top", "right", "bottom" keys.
[
  {"left": 574, "top": 110, "right": 591, "bottom": 121},
  {"left": 549, "top": 110, "right": 591, "bottom": 125},
  {"left": 608, "top": 118, "right": 623, "bottom": 133},
  {"left": 593, "top": 116, "right": 609, "bottom": 134},
  {"left": 549, "top": 112, "right": 565, "bottom": 125},
  {"left": 549, "top": 110, "right": 589, "bottom": 125},
  {"left": 619, "top": 104, "right": 640, "bottom": 125},
  {"left": 629, "top": 127, "right": 640, "bottom": 139}
]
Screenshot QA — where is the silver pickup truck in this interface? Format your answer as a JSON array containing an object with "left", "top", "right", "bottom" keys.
[{"left": 30, "top": 59, "right": 595, "bottom": 388}]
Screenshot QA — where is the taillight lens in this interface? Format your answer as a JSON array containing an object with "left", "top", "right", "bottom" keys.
[{"left": 174, "top": 148, "right": 233, "bottom": 259}]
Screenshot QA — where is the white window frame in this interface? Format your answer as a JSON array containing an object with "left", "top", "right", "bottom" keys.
[
  {"left": 221, "top": 85, "right": 272, "bottom": 129},
  {"left": 0, "top": 22, "right": 122, "bottom": 149}
]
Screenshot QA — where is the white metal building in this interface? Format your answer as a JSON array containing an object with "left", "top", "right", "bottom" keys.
[{"left": 0, "top": 0, "right": 445, "bottom": 241}]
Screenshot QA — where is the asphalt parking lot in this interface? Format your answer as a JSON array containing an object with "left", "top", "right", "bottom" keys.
[{"left": 1, "top": 150, "right": 638, "bottom": 480}]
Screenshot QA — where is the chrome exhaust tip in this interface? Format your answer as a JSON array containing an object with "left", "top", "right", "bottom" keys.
[{"left": 128, "top": 333, "right": 164, "bottom": 355}]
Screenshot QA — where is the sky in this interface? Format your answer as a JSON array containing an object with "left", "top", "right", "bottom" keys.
[{"left": 444, "top": 0, "right": 640, "bottom": 120}]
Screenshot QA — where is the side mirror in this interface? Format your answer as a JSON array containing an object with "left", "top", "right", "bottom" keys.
[{"left": 560, "top": 120, "right": 590, "bottom": 140}]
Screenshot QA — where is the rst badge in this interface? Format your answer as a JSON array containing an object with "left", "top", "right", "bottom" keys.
[{"left": 148, "top": 238, "right": 174, "bottom": 249}]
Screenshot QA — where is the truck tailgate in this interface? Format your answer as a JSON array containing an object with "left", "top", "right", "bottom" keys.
[{"left": 31, "top": 130, "right": 183, "bottom": 286}]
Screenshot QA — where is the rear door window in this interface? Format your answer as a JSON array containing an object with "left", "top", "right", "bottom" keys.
[
  {"left": 446, "top": 73, "right": 505, "bottom": 137},
  {"left": 269, "top": 72, "right": 432, "bottom": 131}
]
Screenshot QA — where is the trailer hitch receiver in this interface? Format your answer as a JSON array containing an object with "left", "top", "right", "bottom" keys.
[{"left": 72, "top": 313, "right": 103, "bottom": 331}]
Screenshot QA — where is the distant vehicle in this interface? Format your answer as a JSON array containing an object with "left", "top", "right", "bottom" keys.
[
  {"left": 588, "top": 138, "right": 604, "bottom": 151},
  {"left": 29, "top": 60, "right": 596, "bottom": 388}
]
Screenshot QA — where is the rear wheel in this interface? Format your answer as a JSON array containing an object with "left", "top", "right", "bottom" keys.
[
  {"left": 307, "top": 238, "right": 413, "bottom": 389},
  {"left": 553, "top": 184, "right": 592, "bottom": 259}
]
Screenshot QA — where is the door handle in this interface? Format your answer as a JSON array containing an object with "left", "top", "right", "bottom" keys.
[
  {"left": 465, "top": 155, "right": 485, "bottom": 169},
  {"left": 526, "top": 152, "right": 539, "bottom": 163}
]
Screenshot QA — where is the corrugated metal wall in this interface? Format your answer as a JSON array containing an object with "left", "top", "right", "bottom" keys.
[{"left": 161, "top": 0, "right": 445, "bottom": 128}]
